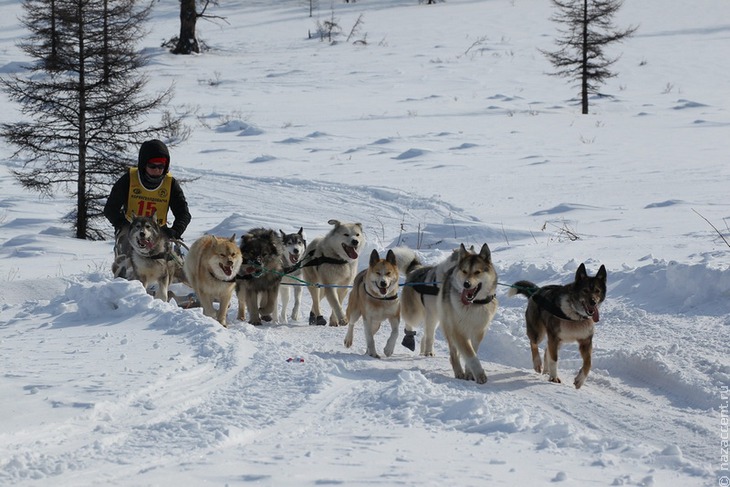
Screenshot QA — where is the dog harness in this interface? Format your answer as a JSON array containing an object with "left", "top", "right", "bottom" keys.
[
  {"left": 531, "top": 291, "right": 574, "bottom": 321},
  {"left": 299, "top": 250, "right": 348, "bottom": 269},
  {"left": 126, "top": 168, "right": 173, "bottom": 226}
]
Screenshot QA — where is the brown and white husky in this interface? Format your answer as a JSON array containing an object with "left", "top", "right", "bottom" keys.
[{"left": 344, "top": 249, "right": 401, "bottom": 359}]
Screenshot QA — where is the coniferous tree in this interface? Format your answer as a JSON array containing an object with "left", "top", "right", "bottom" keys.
[
  {"left": 541, "top": 0, "right": 637, "bottom": 114},
  {"left": 1, "top": 0, "right": 186, "bottom": 240}
]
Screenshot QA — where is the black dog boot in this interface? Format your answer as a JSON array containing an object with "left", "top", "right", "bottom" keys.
[
  {"left": 309, "top": 312, "right": 327, "bottom": 326},
  {"left": 401, "top": 330, "right": 417, "bottom": 351}
]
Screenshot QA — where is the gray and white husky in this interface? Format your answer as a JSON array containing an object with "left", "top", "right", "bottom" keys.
[
  {"left": 302, "top": 219, "right": 364, "bottom": 326},
  {"left": 112, "top": 213, "right": 179, "bottom": 301},
  {"left": 278, "top": 227, "right": 307, "bottom": 323}
]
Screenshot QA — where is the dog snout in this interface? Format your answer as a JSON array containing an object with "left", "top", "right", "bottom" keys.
[
  {"left": 350, "top": 239, "right": 359, "bottom": 247},
  {"left": 463, "top": 281, "right": 472, "bottom": 289},
  {"left": 379, "top": 280, "right": 387, "bottom": 288}
]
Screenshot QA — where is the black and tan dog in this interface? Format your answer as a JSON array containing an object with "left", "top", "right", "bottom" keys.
[
  {"left": 236, "top": 228, "right": 285, "bottom": 326},
  {"left": 509, "top": 263, "right": 607, "bottom": 389}
]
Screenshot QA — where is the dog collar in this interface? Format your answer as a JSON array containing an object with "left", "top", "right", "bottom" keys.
[
  {"left": 210, "top": 270, "right": 236, "bottom": 283},
  {"left": 364, "top": 288, "right": 398, "bottom": 301},
  {"left": 471, "top": 294, "right": 496, "bottom": 305}
]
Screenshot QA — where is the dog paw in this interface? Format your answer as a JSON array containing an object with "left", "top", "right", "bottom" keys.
[
  {"left": 475, "top": 373, "right": 488, "bottom": 384},
  {"left": 261, "top": 315, "right": 272, "bottom": 322},
  {"left": 548, "top": 377, "right": 562, "bottom": 384},
  {"left": 574, "top": 372, "right": 587, "bottom": 389},
  {"left": 249, "top": 320, "right": 263, "bottom": 326}
]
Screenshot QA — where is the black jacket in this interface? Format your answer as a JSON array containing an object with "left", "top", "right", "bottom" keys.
[{"left": 104, "top": 140, "right": 191, "bottom": 239}]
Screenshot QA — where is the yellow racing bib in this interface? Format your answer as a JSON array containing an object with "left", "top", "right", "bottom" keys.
[{"left": 125, "top": 168, "right": 173, "bottom": 226}]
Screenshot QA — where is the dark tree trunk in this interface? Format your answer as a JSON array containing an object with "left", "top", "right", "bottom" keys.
[
  {"left": 173, "top": 0, "right": 200, "bottom": 54},
  {"left": 581, "top": 0, "right": 589, "bottom": 114}
]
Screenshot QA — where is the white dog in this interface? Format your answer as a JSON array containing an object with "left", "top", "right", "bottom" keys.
[{"left": 302, "top": 219, "right": 364, "bottom": 326}]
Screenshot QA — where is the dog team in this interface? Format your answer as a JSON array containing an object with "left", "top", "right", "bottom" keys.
[
  {"left": 107, "top": 140, "right": 607, "bottom": 388},
  {"left": 114, "top": 214, "right": 607, "bottom": 389}
]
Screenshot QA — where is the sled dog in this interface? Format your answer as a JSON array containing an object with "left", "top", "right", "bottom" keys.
[
  {"left": 235, "top": 228, "right": 285, "bottom": 326},
  {"left": 438, "top": 243, "right": 498, "bottom": 384},
  {"left": 387, "top": 246, "right": 422, "bottom": 276},
  {"left": 183, "top": 234, "right": 242, "bottom": 327},
  {"left": 278, "top": 227, "right": 307, "bottom": 323},
  {"left": 509, "top": 263, "right": 607, "bottom": 389},
  {"left": 399, "top": 248, "right": 460, "bottom": 355},
  {"left": 302, "top": 219, "right": 364, "bottom": 326},
  {"left": 112, "top": 213, "right": 180, "bottom": 301},
  {"left": 344, "top": 249, "right": 401, "bottom": 358}
]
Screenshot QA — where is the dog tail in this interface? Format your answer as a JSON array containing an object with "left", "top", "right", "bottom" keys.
[{"left": 508, "top": 280, "right": 539, "bottom": 298}]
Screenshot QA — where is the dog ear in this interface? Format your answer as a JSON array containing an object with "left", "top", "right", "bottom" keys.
[
  {"left": 596, "top": 264, "right": 607, "bottom": 282},
  {"left": 327, "top": 219, "right": 341, "bottom": 228},
  {"left": 575, "top": 263, "right": 588, "bottom": 281},
  {"left": 297, "top": 227, "right": 304, "bottom": 236},
  {"left": 478, "top": 243, "right": 491, "bottom": 262},
  {"left": 229, "top": 234, "right": 236, "bottom": 243},
  {"left": 458, "top": 243, "right": 469, "bottom": 258},
  {"left": 386, "top": 249, "right": 397, "bottom": 267},
  {"left": 369, "top": 249, "right": 380, "bottom": 266},
  {"left": 279, "top": 229, "right": 286, "bottom": 238}
]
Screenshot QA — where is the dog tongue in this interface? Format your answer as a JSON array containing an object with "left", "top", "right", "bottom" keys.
[
  {"left": 592, "top": 308, "right": 600, "bottom": 322},
  {"left": 461, "top": 288, "right": 475, "bottom": 305},
  {"left": 343, "top": 245, "right": 359, "bottom": 260},
  {"left": 379, "top": 286, "right": 387, "bottom": 295},
  {"left": 289, "top": 253, "right": 298, "bottom": 264}
]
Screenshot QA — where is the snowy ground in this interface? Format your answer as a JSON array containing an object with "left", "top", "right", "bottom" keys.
[{"left": 0, "top": 0, "right": 728, "bottom": 486}]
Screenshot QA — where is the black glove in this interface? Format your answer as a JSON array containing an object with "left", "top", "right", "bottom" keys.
[{"left": 162, "top": 226, "right": 176, "bottom": 240}]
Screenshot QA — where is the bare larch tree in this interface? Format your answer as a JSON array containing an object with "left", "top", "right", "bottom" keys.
[{"left": 541, "top": 0, "right": 637, "bottom": 114}]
